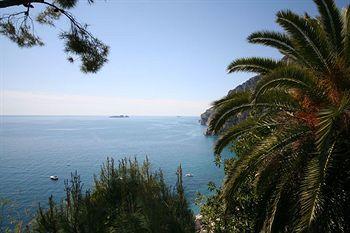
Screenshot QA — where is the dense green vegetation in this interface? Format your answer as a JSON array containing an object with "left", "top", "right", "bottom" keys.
[
  {"left": 1, "top": 158, "right": 194, "bottom": 233},
  {"left": 196, "top": 177, "right": 258, "bottom": 232},
  {"left": 205, "top": 0, "right": 350, "bottom": 232}
]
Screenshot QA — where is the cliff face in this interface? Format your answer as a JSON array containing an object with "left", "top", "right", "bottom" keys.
[
  {"left": 227, "top": 75, "right": 260, "bottom": 94},
  {"left": 201, "top": 75, "right": 260, "bottom": 135},
  {"left": 199, "top": 107, "right": 213, "bottom": 126}
]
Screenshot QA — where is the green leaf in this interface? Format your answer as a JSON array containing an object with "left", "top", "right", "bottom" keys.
[
  {"left": 313, "top": 0, "right": 343, "bottom": 54},
  {"left": 254, "top": 66, "right": 326, "bottom": 102},
  {"left": 209, "top": 91, "right": 252, "bottom": 134},
  {"left": 223, "top": 128, "right": 306, "bottom": 201},
  {"left": 214, "top": 118, "right": 259, "bottom": 155},
  {"left": 342, "top": 6, "right": 350, "bottom": 64},
  {"left": 276, "top": 10, "right": 331, "bottom": 73},
  {"left": 227, "top": 57, "right": 281, "bottom": 75},
  {"left": 248, "top": 31, "right": 311, "bottom": 67},
  {"left": 297, "top": 139, "right": 336, "bottom": 232}
]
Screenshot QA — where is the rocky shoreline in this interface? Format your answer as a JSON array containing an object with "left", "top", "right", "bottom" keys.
[{"left": 200, "top": 75, "right": 260, "bottom": 135}]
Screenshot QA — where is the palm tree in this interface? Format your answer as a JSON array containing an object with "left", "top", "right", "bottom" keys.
[{"left": 209, "top": 0, "right": 350, "bottom": 232}]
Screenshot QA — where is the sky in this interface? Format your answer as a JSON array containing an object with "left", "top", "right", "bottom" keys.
[{"left": 1, "top": 0, "right": 349, "bottom": 116}]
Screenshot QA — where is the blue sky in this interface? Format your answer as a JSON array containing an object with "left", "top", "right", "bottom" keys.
[{"left": 1, "top": 0, "right": 349, "bottom": 115}]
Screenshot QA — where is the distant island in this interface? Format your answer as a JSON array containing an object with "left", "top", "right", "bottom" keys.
[{"left": 109, "top": 115, "right": 130, "bottom": 118}]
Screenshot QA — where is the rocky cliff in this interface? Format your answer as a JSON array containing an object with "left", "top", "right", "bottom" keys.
[
  {"left": 200, "top": 75, "right": 260, "bottom": 135},
  {"left": 199, "top": 107, "right": 214, "bottom": 126}
]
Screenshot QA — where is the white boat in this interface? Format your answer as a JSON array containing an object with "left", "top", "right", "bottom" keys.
[
  {"left": 185, "top": 173, "right": 193, "bottom": 177},
  {"left": 50, "top": 175, "right": 58, "bottom": 180}
]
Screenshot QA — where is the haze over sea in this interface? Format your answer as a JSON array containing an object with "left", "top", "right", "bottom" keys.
[{"left": 0, "top": 115, "right": 230, "bottom": 220}]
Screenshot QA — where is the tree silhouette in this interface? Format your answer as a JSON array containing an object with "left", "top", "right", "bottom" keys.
[{"left": 0, "top": 0, "right": 109, "bottom": 73}]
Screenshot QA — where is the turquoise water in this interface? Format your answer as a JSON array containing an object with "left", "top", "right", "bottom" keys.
[{"left": 0, "top": 116, "right": 230, "bottom": 222}]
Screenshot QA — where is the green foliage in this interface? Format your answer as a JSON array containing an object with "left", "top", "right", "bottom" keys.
[
  {"left": 248, "top": 31, "right": 307, "bottom": 64},
  {"left": 31, "top": 158, "right": 194, "bottom": 233},
  {"left": 60, "top": 27, "right": 109, "bottom": 73},
  {"left": 36, "top": 7, "right": 61, "bottom": 27},
  {"left": 227, "top": 57, "right": 282, "bottom": 74},
  {"left": 0, "top": 19, "right": 44, "bottom": 47},
  {"left": 196, "top": 174, "right": 258, "bottom": 233},
  {"left": 313, "top": 0, "right": 343, "bottom": 54},
  {"left": 0, "top": 198, "right": 30, "bottom": 233},
  {"left": 0, "top": 0, "right": 108, "bottom": 73},
  {"left": 0, "top": 198, "right": 13, "bottom": 233},
  {"left": 207, "top": 0, "right": 350, "bottom": 232},
  {"left": 343, "top": 6, "right": 350, "bottom": 64},
  {"left": 55, "top": 0, "right": 79, "bottom": 9}
]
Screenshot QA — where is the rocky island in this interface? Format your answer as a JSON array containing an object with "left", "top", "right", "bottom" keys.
[{"left": 109, "top": 115, "right": 130, "bottom": 118}]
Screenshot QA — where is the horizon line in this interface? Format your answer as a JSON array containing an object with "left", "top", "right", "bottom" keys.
[{"left": 0, "top": 114, "right": 199, "bottom": 117}]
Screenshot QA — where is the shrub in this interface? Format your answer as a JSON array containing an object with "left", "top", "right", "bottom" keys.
[{"left": 32, "top": 157, "right": 195, "bottom": 233}]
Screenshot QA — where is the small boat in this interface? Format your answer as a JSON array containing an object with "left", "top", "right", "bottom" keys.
[
  {"left": 185, "top": 173, "right": 193, "bottom": 177},
  {"left": 50, "top": 175, "right": 58, "bottom": 180}
]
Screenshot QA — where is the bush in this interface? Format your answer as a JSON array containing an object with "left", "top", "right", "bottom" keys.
[
  {"left": 32, "top": 157, "right": 195, "bottom": 233},
  {"left": 196, "top": 160, "right": 258, "bottom": 233}
]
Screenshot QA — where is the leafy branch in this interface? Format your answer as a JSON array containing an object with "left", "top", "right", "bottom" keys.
[{"left": 0, "top": 0, "right": 109, "bottom": 73}]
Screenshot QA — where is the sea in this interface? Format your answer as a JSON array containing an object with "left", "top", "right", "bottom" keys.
[{"left": 0, "top": 116, "right": 231, "bottom": 225}]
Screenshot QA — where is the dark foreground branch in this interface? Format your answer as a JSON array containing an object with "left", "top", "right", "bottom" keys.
[{"left": 0, "top": 0, "right": 44, "bottom": 8}]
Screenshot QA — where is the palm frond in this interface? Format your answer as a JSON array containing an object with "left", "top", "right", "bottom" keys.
[
  {"left": 314, "top": 0, "right": 343, "bottom": 54},
  {"left": 276, "top": 10, "right": 331, "bottom": 73},
  {"left": 316, "top": 108, "right": 337, "bottom": 152},
  {"left": 213, "top": 118, "right": 259, "bottom": 155},
  {"left": 248, "top": 31, "right": 311, "bottom": 66},
  {"left": 212, "top": 90, "right": 251, "bottom": 107},
  {"left": 297, "top": 156, "right": 320, "bottom": 232},
  {"left": 227, "top": 57, "right": 281, "bottom": 75},
  {"left": 253, "top": 66, "right": 322, "bottom": 101},
  {"left": 256, "top": 78, "right": 310, "bottom": 100},
  {"left": 223, "top": 128, "right": 306, "bottom": 202},
  {"left": 297, "top": 139, "right": 336, "bottom": 232},
  {"left": 209, "top": 92, "right": 252, "bottom": 134},
  {"left": 209, "top": 104, "right": 253, "bottom": 134},
  {"left": 256, "top": 89, "right": 300, "bottom": 110},
  {"left": 213, "top": 117, "right": 281, "bottom": 155},
  {"left": 342, "top": 6, "right": 350, "bottom": 64},
  {"left": 210, "top": 102, "right": 293, "bottom": 134},
  {"left": 261, "top": 177, "right": 285, "bottom": 232},
  {"left": 254, "top": 146, "right": 309, "bottom": 233},
  {"left": 316, "top": 93, "right": 350, "bottom": 152}
]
